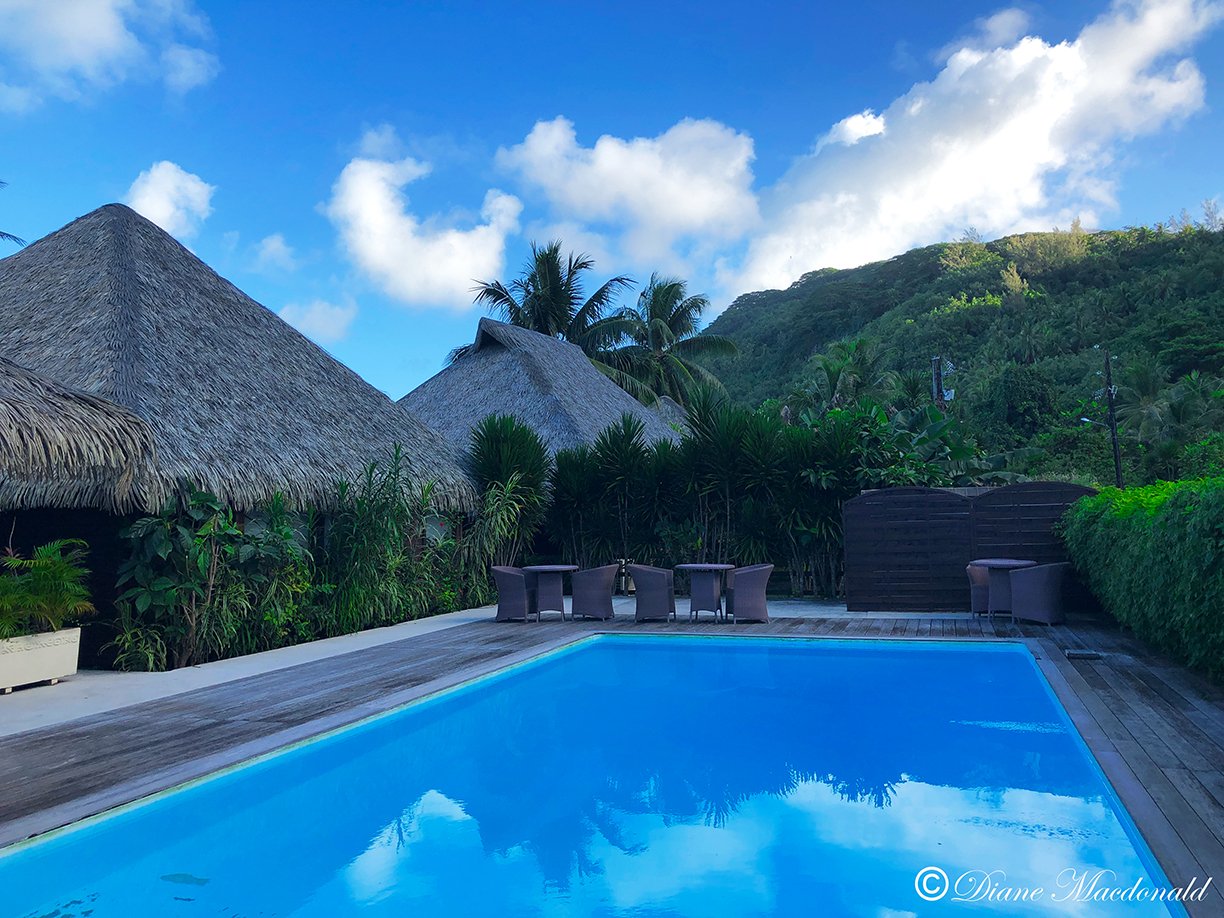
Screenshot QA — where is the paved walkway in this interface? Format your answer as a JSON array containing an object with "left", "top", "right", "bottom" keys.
[{"left": 0, "top": 597, "right": 929, "bottom": 737}]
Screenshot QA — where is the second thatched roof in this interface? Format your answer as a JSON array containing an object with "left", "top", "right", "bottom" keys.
[
  {"left": 0, "top": 204, "right": 475, "bottom": 513},
  {"left": 0, "top": 357, "right": 156, "bottom": 512},
  {"left": 400, "top": 318, "right": 682, "bottom": 454}
]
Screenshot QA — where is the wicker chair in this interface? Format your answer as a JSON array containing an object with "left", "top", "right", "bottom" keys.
[
  {"left": 726, "top": 564, "right": 773, "bottom": 623},
  {"left": 491, "top": 566, "right": 538, "bottom": 622},
  {"left": 627, "top": 564, "right": 676, "bottom": 622},
  {"left": 966, "top": 563, "right": 990, "bottom": 614},
  {"left": 571, "top": 564, "right": 618, "bottom": 621},
  {"left": 1010, "top": 562, "right": 1072, "bottom": 624}
]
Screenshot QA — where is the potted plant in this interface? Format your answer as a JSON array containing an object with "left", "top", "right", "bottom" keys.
[{"left": 0, "top": 539, "right": 95, "bottom": 693}]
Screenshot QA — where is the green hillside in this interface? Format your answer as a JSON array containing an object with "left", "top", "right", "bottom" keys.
[{"left": 700, "top": 224, "right": 1224, "bottom": 483}]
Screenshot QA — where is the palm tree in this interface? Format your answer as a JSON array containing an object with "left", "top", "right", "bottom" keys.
[
  {"left": 1, "top": 180, "right": 25, "bottom": 247},
  {"left": 597, "top": 274, "right": 737, "bottom": 406},
  {"left": 788, "top": 338, "right": 893, "bottom": 418},
  {"left": 1115, "top": 358, "right": 1171, "bottom": 443},
  {"left": 453, "top": 240, "right": 632, "bottom": 362}
]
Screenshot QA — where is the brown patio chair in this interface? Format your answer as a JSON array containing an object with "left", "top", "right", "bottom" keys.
[
  {"left": 1009, "top": 562, "right": 1072, "bottom": 624},
  {"left": 571, "top": 564, "right": 618, "bottom": 620},
  {"left": 491, "top": 566, "right": 538, "bottom": 622},
  {"left": 627, "top": 564, "right": 676, "bottom": 622},
  {"left": 726, "top": 564, "right": 773, "bottom": 623},
  {"left": 966, "top": 563, "right": 990, "bottom": 614}
]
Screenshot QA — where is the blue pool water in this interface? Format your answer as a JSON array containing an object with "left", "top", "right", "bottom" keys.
[{"left": 1, "top": 636, "right": 1184, "bottom": 916}]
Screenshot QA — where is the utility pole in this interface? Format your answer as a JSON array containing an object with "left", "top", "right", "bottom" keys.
[
  {"left": 1103, "top": 348, "right": 1123, "bottom": 488},
  {"left": 931, "top": 355, "right": 945, "bottom": 409}
]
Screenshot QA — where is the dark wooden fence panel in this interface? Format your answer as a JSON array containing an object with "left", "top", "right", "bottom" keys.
[
  {"left": 843, "top": 488, "right": 973, "bottom": 612},
  {"left": 843, "top": 482, "right": 1095, "bottom": 612},
  {"left": 971, "top": 481, "right": 1096, "bottom": 563}
]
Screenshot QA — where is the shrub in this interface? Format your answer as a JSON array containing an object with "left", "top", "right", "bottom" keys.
[
  {"left": 1181, "top": 432, "right": 1224, "bottom": 478},
  {"left": 1062, "top": 478, "right": 1224, "bottom": 680},
  {"left": 0, "top": 539, "right": 94, "bottom": 639}
]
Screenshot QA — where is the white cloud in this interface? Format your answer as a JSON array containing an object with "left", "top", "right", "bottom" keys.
[
  {"left": 497, "top": 116, "right": 759, "bottom": 266},
  {"left": 161, "top": 43, "right": 220, "bottom": 94},
  {"left": 730, "top": 0, "right": 1222, "bottom": 293},
  {"left": 816, "top": 109, "right": 887, "bottom": 151},
  {"left": 0, "top": 0, "right": 218, "bottom": 111},
  {"left": 253, "top": 233, "right": 298, "bottom": 272},
  {"left": 937, "top": 8, "right": 1034, "bottom": 60},
  {"left": 279, "top": 298, "right": 358, "bottom": 345},
  {"left": 358, "top": 123, "right": 403, "bottom": 159},
  {"left": 325, "top": 152, "right": 522, "bottom": 310},
  {"left": 126, "top": 160, "right": 215, "bottom": 238}
]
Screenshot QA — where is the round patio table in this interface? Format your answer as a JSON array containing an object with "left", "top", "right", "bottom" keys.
[
  {"left": 522, "top": 565, "right": 579, "bottom": 621},
  {"left": 969, "top": 558, "right": 1037, "bottom": 619},
  {"left": 675, "top": 563, "right": 735, "bottom": 621}
]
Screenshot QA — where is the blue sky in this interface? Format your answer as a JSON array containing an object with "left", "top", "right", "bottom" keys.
[{"left": 2, "top": 0, "right": 1222, "bottom": 397}]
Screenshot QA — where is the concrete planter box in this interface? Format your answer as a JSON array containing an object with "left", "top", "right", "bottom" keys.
[{"left": 0, "top": 628, "right": 81, "bottom": 693}]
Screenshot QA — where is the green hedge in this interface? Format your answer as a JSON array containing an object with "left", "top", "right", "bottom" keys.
[{"left": 1062, "top": 478, "right": 1224, "bottom": 680}]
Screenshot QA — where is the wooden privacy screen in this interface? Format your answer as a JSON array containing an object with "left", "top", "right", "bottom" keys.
[{"left": 843, "top": 481, "right": 1096, "bottom": 612}]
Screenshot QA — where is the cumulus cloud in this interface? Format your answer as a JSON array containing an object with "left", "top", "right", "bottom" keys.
[
  {"left": 816, "top": 109, "right": 887, "bottom": 151},
  {"left": 253, "top": 233, "right": 298, "bottom": 272},
  {"left": 0, "top": 0, "right": 218, "bottom": 112},
  {"left": 279, "top": 298, "right": 358, "bottom": 345},
  {"left": 497, "top": 116, "right": 759, "bottom": 267},
  {"left": 126, "top": 160, "right": 214, "bottom": 238},
  {"left": 730, "top": 0, "right": 1223, "bottom": 293},
  {"left": 325, "top": 153, "right": 522, "bottom": 310}
]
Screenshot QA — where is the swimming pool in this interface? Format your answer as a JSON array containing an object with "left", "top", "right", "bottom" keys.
[{"left": 1, "top": 635, "right": 1183, "bottom": 916}]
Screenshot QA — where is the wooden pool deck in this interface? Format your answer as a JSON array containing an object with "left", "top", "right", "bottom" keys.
[{"left": 2, "top": 612, "right": 1221, "bottom": 913}]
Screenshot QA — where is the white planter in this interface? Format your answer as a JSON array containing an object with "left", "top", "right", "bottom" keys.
[{"left": 0, "top": 627, "right": 81, "bottom": 693}]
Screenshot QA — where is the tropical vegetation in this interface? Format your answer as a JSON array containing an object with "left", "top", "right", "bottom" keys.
[
  {"left": 1062, "top": 478, "right": 1224, "bottom": 680},
  {"left": 107, "top": 451, "right": 499, "bottom": 672},
  {"left": 478, "top": 388, "right": 1015, "bottom": 599},
  {"left": 0, "top": 539, "right": 94, "bottom": 639},
  {"left": 458, "top": 240, "right": 631, "bottom": 364},
  {"left": 699, "top": 215, "right": 1224, "bottom": 485},
  {"left": 596, "top": 274, "right": 738, "bottom": 405},
  {"left": 464, "top": 244, "right": 735, "bottom": 407}
]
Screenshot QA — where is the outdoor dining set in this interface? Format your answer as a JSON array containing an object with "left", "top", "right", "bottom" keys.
[
  {"left": 490, "top": 562, "right": 775, "bottom": 624},
  {"left": 966, "top": 558, "right": 1072, "bottom": 623}
]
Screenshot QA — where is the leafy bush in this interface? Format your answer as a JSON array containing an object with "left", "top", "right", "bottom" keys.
[
  {"left": 1181, "top": 432, "right": 1224, "bottom": 478},
  {"left": 108, "top": 449, "right": 490, "bottom": 672},
  {"left": 1062, "top": 478, "right": 1224, "bottom": 680},
  {"left": 112, "top": 490, "right": 317, "bottom": 669},
  {"left": 0, "top": 539, "right": 94, "bottom": 639}
]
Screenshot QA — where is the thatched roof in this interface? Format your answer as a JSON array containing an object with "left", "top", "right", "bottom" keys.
[
  {"left": 400, "top": 318, "right": 681, "bottom": 454},
  {"left": 0, "top": 356, "right": 157, "bottom": 511},
  {"left": 0, "top": 204, "right": 474, "bottom": 512}
]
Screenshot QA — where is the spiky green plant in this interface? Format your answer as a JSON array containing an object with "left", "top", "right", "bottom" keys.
[
  {"left": 0, "top": 539, "right": 94, "bottom": 638},
  {"left": 468, "top": 415, "right": 552, "bottom": 566}
]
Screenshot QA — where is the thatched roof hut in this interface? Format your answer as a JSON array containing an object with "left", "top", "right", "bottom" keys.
[
  {"left": 400, "top": 318, "right": 681, "bottom": 454},
  {"left": 0, "top": 357, "right": 156, "bottom": 512},
  {"left": 0, "top": 204, "right": 474, "bottom": 512}
]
